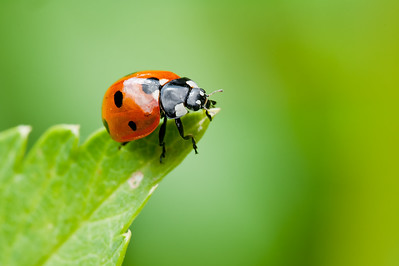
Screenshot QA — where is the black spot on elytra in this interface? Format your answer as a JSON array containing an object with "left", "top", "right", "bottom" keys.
[
  {"left": 114, "top": 91, "right": 123, "bottom": 108},
  {"left": 128, "top": 121, "right": 137, "bottom": 131},
  {"left": 102, "top": 119, "right": 110, "bottom": 134},
  {"left": 141, "top": 77, "right": 160, "bottom": 94}
]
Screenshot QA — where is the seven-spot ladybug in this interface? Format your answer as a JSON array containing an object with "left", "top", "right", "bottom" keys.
[{"left": 102, "top": 70, "right": 222, "bottom": 162}]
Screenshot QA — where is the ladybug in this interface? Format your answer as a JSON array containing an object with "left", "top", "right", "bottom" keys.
[{"left": 102, "top": 70, "right": 222, "bottom": 162}]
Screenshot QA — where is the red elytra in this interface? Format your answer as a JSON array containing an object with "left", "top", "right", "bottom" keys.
[{"left": 102, "top": 71, "right": 180, "bottom": 142}]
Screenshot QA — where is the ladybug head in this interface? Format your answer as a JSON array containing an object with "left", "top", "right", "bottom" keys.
[
  {"left": 186, "top": 88, "right": 223, "bottom": 111},
  {"left": 186, "top": 87, "right": 207, "bottom": 111}
]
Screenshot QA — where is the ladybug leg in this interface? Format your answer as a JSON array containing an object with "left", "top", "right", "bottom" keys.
[
  {"left": 159, "top": 116, "right": 167, "bottom": 163},
  {"left": 118, "top": 141, "right": 129, "bottom": 150},
  {"left": 205, "top": 110, "right": 212, "bottom": 121},
  {"left": 175, "top": 118, "right": 198, "bottom": 154}
]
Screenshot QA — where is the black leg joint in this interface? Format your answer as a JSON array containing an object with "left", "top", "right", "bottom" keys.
[{"left": 159, "top": 116, "right": 167, "bottom": 163}]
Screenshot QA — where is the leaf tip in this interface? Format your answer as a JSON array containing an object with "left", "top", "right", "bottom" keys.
[
  {"left": 208, "top": 108, "right": 221, "bottom": 118},
  {"left": 59, "top": 124, "right": 80, "bottom": 137},
  {"left": 17, "top": 125, "right": 32, "bottom": 138}
]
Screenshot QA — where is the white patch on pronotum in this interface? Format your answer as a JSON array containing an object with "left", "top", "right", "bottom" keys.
[
  {"left": 128, "top": 171, "right": 144, "bottom": 189},
  {"left": 174, "top": 103, "right": 187, "bottom": 117},
  {"left": 186, "top": 80, "right": 198, "bottom": 88},
  {"left": 196, "top": 100, "right": 201, "bottom": 105},
  {"left": 199, "top": 90, "right": 205, "bottom": 96},
  {"left": 159, "top": 78, "right": 169, "bottom": 86},
  {"left": 149, "top": 184, "right": 158, "bottom": 196}
]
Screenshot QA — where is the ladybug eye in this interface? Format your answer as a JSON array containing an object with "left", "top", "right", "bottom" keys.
[{"left": 114, "top": 91, "right": 123, "bottom": 108}]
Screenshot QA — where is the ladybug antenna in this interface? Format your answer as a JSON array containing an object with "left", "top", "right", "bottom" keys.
[
  {"left": 206, "top": 89, "right": 223, "bottom": 97},
  {"left": 204, "top": 89, "right": 223, "bottom": 110}
]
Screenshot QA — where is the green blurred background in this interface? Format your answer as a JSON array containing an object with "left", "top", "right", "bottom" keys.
[{"left": 1, "top": 0, "right": 398, "bottom": 265}]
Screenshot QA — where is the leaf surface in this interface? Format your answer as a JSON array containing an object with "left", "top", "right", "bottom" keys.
[{"left": 0, "top": 109, "right": 219, "bottom": 266}]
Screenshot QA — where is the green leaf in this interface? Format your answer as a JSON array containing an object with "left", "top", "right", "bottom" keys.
[{"left": 0, "top": 109, "right": 220, "bottom": 266}]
